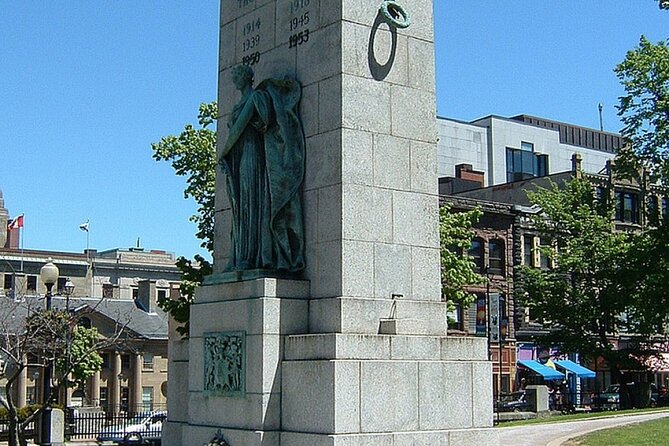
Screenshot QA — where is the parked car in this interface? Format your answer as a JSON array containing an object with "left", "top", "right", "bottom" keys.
[
  {"left": 496, "top": 391, "right": 530, "bottom": 412},
  {"left": 97, "top": 410, "right": 166, "bottom": 445},
  {"left": 591, "top": 385, "right": 620, "bottom": 411}
]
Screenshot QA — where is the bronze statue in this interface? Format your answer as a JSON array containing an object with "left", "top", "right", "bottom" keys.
[{"left": 219, "top": 65, "right": 305, "bottom": 273}]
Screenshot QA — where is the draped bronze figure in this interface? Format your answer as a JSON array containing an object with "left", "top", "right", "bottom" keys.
[{"left": 219, "top": 65, "right": 305, "bottom": 273}]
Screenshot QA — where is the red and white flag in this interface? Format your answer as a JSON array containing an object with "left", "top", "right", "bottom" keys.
[{"left": 7, "top": 214, "right": 24, "bottom": 230}]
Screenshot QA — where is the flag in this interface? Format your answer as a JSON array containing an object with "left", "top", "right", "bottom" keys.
[
  {"left": 8, "top": 214, "right": 24, "bottom": 230},
  {"left": 79, "top": 220, "right": 90, "bottom": 232}
]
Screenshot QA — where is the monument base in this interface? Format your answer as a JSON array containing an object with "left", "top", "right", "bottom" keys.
[
  {"left": 178, "top": 425, "right": 498, "bottom": 446},
  {"left": 166, "top": 279, "right": 496, "bottom": 446}
]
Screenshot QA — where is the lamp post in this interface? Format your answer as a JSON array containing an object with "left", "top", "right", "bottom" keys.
[
  {"left": 39, "top": 258, "right": 59, "bottom": 446},
  {"left": 63, "top": 279, "right": 75, "bottom": 410},
  {"left": 485, "top": 268, "right": 499, "bottom": 421}
]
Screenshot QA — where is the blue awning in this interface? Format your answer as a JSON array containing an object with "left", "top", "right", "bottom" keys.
[
  {"left": 517, "top": 360, "right": 565, "bottom": 380},
  {"left": 555, "top": 360, "right": 596, "bottom": 378}
]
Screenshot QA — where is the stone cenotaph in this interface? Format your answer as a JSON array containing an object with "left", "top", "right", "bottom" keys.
[{"left": 164, "top": 1, "right": 497, "bottom": 444}]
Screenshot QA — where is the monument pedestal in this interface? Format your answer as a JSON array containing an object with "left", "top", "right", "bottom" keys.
[
  {"left": 168, "top": 278, "right": 309, "bottom": 446},
  {"left": 166, "top": 278, "right": 497, "bottom": 445},
  {"left": 281, "top": 334, "right": 496, "bottom": 445}
]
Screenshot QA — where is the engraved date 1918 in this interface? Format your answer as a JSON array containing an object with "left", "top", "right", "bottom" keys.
[{"left": 289, "top": 0, "right": 310, "bottom": 14}]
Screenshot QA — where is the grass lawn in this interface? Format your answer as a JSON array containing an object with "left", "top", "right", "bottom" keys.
[
  {"left": 499, "top": 408, "right": 669, "bottom": 427},
  {"left": 566, "top": 417, "right": 669, "bottom": 445}
]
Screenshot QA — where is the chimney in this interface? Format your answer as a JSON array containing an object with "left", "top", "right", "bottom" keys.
[
  {"left": 455, "top": 163, "right": 485, "bottom": 187},
  {"left": 571, "top": 153, "right": 583, "bottom": 178},
  {"left": 137, "top": 279, "right": 157, "bottom": 313}
]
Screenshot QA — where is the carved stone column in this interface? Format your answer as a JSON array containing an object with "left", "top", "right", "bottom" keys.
[
  {"left": 131, "top": 353, "right": 143, "bottom": 411},
  {"left": 110, "top": 352, "right": 121, "bottom": 414}
]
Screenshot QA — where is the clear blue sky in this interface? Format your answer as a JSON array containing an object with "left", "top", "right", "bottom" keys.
[{"left": 1, "top": 1, "right": 667, "bottom": 260}]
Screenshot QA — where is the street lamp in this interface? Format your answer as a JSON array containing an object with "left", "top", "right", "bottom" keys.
[
  {"left": 63, "top": 279, "right": 75, "bottom": 409},
  {"left": 39, "top": 258, "right": 59, "bottom": 446}
]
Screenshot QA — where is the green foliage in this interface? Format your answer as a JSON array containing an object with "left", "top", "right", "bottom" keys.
[
  {"left": 615, "top": 36, "right": 669, "bottom": 183},
  {"left": 516, "top": 177, "right": 664, "bottom": 369},
  {"left": 55, "top": 326, "right": 103, "bottom": 389},
  {"left": 152, "top": 102, "right": 217, "bottom": 338},
  {"left": 439, "top": 204, "right": 484, "bottom": 309},
  {"left": 152, "top": 101, "right": 218, "bottom": 252},
  {"left": 157, "top": 254, "right": 213, "bottom": 338}
]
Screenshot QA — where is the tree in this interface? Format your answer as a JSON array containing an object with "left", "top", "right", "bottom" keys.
[
  {"left": 152, "top": 102, "right": 217, "bottom": 337},
  {"left": 0, "top": 302, "right": 112, "bottom": 446},
  {"left": 515, "top": 177, "right": 667, "bottom": 376},
  {"left": 439, "top": 204, "right": 484, "bottom": 313},
  {"left": 615, "top": 36, "right": 669, "bottom": 183}
]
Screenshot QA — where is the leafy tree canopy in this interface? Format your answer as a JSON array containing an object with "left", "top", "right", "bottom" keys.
[
  {"left": 615, "top": 36, "right": 669, "bottom": 183},
  {"left": 439, "top": 204, "right": 484, "bottom": 309},
  {"left": 516, "top": 177, "right": 664, "bottom": 371},
  {"left": 152, "top": 102, "right": 217, "bottom": 337}
]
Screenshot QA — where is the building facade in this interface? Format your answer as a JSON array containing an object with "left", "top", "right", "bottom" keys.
[
  {"left": 437, "top": 115, "right": 620, "bottom": 187},
  {"left": 0, "top": 238, "right": 181, "bottom": 413}
]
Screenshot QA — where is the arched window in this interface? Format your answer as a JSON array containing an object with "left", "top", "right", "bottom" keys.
[
  {"left": 488, "top": 240, "right": 505, "bottom": 275},
  {"left": 468, "top": 238, "right": 484, "bottom": 273}
]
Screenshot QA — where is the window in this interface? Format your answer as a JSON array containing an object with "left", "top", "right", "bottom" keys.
[
  {"left": 101, "top": 353, "right": 110, "bottom": 369},
  {"left": 488, "top": 240, "right": 505, "bottom": 275},
  {"left": 143, "top": 353, "right": 154, "bottom": 371},
  {"left": 468, "top": 239, "right": 484, "bottom": 273},
  {"left": 57, "top": 277, "right": 67, "bottom": 294},
  {"left": 157, "top": 289, "right": 167, "bottom": 301},
  {"left": 535, "top": 154, "right": 549, "bottom": 177},
  {"left": 100, "top": 387, "right": 109, "bottom": 411},
  {"left": 142, "top": 386, "right": 154, "bottom": 411},
  {"left": 647, "top": 195, "right": 660, "bottom": 226},
  {"left": 520, "top": 141, "right": 534, "bottom": 152},
  {"left": 523, "top": 236, "right": 534, "bottom": 267},
  {"left": 26, "top": 275, "right": 37, "bottom": 293},
  {"left": 121, "top": 387, "right": 129, "bottom": 412},
  {"left": 132, "top": 288, "right": 138, "bottom": 299},
  {"left": 103, "top": 284, "right": 114, "bottom": 299},
  {"left": 27, "top": 386, "right": 36, "bottom": 405},
  {"left": 3, "top": 274, "right": 12, "bottom": 290},
  {"left": 615, "top": 191, "right": 639, "bottom": 223},
  {"left": 506, "top": 142, "right": 549, "bottom": 182},
  {"left": 596, "top": 187, "right": 607, "bottom": 206},
  {"left": 121, "top": 354, "right": 130, "bottom": 370},
  {"left": 539, "top": 237, "right": 551, "bottom": 270}
]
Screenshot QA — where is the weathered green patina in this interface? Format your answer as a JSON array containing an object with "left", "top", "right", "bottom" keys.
[
  {"left": 203, "top": 331, "right": 245, "bottom": 397},
  {"left": 218, "top": 65, "right": 305, "bottom": 274}
]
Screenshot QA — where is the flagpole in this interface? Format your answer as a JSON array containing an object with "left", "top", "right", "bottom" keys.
[{"left": 20, "top": 221, "right": 24, "bottom": 272}]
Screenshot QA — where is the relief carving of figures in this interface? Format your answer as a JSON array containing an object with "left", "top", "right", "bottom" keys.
[
  {"left": 204, "top": 332, "right": 245, "bottom": 395},
  {"left": 219, "top": 65, "right": 306, "bottom": 273}
]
